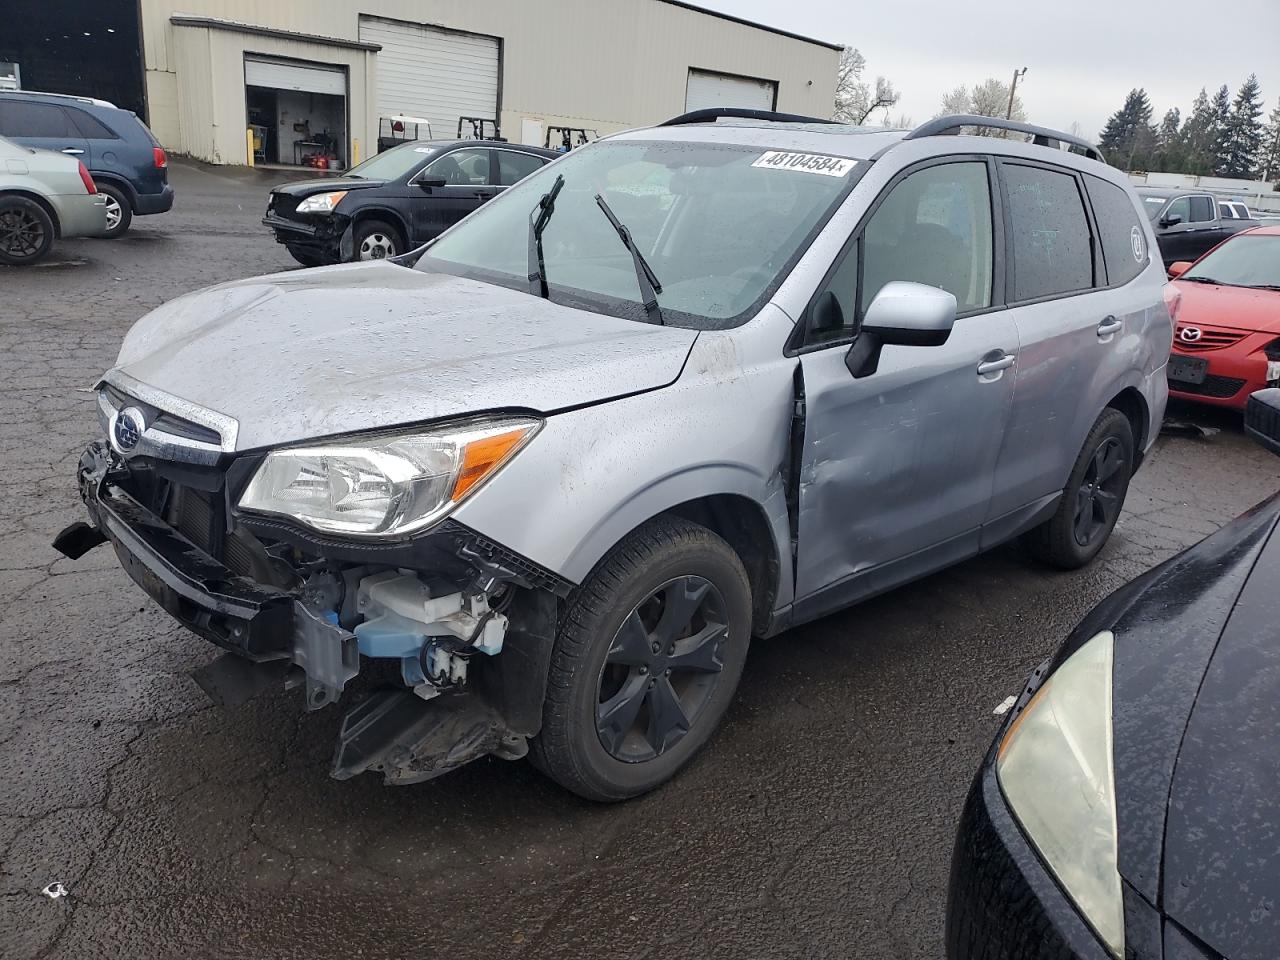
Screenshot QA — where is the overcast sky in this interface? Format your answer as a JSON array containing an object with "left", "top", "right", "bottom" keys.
[{"left": 695, "top": 0, "right": 1280, "bottom": 139}]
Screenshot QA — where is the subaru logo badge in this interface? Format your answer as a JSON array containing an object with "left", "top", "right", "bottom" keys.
[
  {"left": 1180, "top": 327, "right": 1203, "bottom": 343},
  {"left": 110, "top": 406, "right": 146, "bottom": 454}
]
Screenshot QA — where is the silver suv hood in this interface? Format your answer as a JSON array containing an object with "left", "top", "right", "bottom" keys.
[{"left": 111, "top": 262, "right": 698, "bottom": 451}]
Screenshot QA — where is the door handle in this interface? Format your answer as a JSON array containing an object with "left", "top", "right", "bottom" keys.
[
  {"left": 977, "top": 354, "right": 1016, "bottom": 377},
  {"left": 61, "top": 148, "right": 84, "bottom": 155},
  {"left": 1097, "top": 316, "right": 1123, "bottom": 338}
]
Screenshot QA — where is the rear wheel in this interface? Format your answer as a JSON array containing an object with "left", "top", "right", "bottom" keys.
[
  {"left": 0, "top": 196, "right": 55, "bottom": 265},
  {"left": 530, "top": 517, "right": 752, "bottom": 801},
  {"left": 98, "top": 184, "right": 132, "bottom": 239},
  {"left": 1026, "top": 408, "right": 1134, "bottom": 569},
  {"left": 352, "top": 219, "right": 402, "bottom": 261}
]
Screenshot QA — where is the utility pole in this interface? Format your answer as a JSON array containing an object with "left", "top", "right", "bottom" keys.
[{"left": 1006, "top": 67, "right": 1027, "bottom": 120}]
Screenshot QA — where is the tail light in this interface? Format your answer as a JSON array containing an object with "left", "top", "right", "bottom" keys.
[
  {"left": 77, "top": 162, "right": 97, "bottom": 195},
  {"left": 153, "top": 146, "right": 167, "bottom": 169},
  {"left": 1163, "top": 283, "right": 1182, "bottom": 324}
]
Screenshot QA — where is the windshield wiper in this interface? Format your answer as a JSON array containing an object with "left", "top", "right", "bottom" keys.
[
  {"left": 527, "top": 174, "right": 564, "bottom": 299},
  {"left": 593, "top": 193, "right": 664, "bottom": 326},
  {"left": 1247, "top": 284, "right": 1280, "bottom": 291},
  {"left": 1179, "top": 275, "right": 1219, "bottom": 284}
]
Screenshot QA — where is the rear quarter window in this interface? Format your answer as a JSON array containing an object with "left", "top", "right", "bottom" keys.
[
  {"left": 1085, "top": 175, "right": 1149, "bottom": 286},
  {"left": 67, "top": 108, "right": 119, "bottom": 140}
]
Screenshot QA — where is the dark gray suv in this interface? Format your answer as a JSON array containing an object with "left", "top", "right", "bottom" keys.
[{"left": 0, "top": 90, "right": 173, "bottom": 237}]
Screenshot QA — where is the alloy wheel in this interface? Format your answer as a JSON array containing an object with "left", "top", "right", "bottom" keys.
[
  {"left": 1073, "top": 437, "right": 1126, "bottom": 546},
  {"left": 595, "top": 576, "right": 729, "bottom": 763},
  {"left": 358, "top": 232, "right": 397, "bottom": 260},
  {"left": 103, "top": 194, "right": 123, "bottom": 232},
  {"left": 0, "top": 207, "right": 46, "bottom": 260}
]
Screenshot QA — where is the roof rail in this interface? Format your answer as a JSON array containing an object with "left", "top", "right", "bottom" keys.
[
  {"left": 661, "top": 107, "right": 837, "bottom": 127},
  {"left": 904, "top": 115, "right": 1106, "bottom": 163},
  {"left": 0, "top": 88, "right": 118, "bottom": 108}
]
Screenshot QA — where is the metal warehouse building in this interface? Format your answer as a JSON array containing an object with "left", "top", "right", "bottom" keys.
[{"left": 2, "top": 0, "right": 840, "bottom": 168}]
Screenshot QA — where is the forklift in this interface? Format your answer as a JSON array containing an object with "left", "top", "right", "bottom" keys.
[
  {"left": 544, "top": 126, "right": 598, "bottom": 152},
  {"left": 457, "top": 116, "right": 505, "bottom": 141}
]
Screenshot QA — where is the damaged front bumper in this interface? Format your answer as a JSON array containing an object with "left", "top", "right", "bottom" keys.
[
  {"left": 55, "top": 442, "right": 566, "bottom": 785},
  {"left": 262, "top": 213, "right": 352, "bottom": 262}
]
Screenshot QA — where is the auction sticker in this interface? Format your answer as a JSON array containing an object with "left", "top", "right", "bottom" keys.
[{"left": 752, "top": 151, "right": 858, "bottom": 177}]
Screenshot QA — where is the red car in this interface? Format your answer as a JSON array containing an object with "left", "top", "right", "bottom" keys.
[{"left": 1165, "top": 225, "right": 1280, "bottom": 410}]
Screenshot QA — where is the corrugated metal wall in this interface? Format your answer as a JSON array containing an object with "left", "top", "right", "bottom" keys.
[{"left": 140, "top": 0, "right": 840, "bottom": 164}]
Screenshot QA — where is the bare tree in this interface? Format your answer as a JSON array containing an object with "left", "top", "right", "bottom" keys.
[
  {"left": 833, "top": 46, "right": 900, "bottom": 124},
  {"left": 937, "top": 78, "right": 1026, "bottom": 122}
]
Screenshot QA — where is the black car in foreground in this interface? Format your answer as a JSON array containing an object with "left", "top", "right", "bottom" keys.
[
  {"left": 948, "top": 389, "right": 1280, "bottom": 960},
  {"left": 263, "top": 139, "right": 557, "bottom": 266}
]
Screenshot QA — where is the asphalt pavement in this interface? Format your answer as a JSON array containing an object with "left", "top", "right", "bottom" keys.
[{"left": 1, "top": 160, "right": 1277, "bottom": 960}]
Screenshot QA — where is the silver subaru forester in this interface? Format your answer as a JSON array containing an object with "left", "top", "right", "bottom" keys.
[{"left": 55, "top": 111, "right": 1171, "bottom": 801}]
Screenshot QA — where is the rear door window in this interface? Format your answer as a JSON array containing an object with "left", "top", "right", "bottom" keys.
[
  {"left": 1188, "top": 195, "right": 1215, "bottom": 222},
  {"left": 0, "top": 100, "right": 77, "bottom": 138},
  {"left": 1002, "top": 162, "right": 1094, "bottom": 301},
  {"left": 1084, "top": 175, "right": 1149, "bottom": 286},
  {"left": 496, "top": 150, "right": 546, "bottom": 186}
]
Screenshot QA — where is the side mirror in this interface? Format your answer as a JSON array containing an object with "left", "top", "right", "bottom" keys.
[
  {"left": 1245, "top": 389, "right": 1280, "bottom": 457},
  {"left": 845, "top": 282, "right": 957, "bottom": 379},
  {"left": 1167, "top": 261, "right": 1194, "bottom": 279},
  {"left": 1160, "top": 213, "right": 1183, "bottom": 228},
  {"left": 417, "top": 175, "right": 447, "bottom": 190}
]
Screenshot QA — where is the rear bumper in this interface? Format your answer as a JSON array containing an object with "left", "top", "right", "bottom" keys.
[
  {"left": 55, "top": 193, "right": 110, "bottom": 238},
  {"left": 134, "top": 184, "right": 174, "bottom": 215}
]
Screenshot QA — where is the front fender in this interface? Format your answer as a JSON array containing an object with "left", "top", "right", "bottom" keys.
[{"left": 451, "top": 328, "right": 798, "bottom": 607}]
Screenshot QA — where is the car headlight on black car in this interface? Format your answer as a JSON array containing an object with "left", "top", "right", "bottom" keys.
[
  {"left": 996, "top": 630, "right": 1124, "bottom": 959},
  {"left": 238, "top": 417, "right": 540, "bottom": 538},
  {"left": 295, "top": 190, "right": 349, "bottom": 214}
]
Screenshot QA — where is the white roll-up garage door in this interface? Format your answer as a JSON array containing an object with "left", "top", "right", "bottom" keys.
[
  {"left": 359, "top": 16, "right": 500, "bottom": 139},
  {"left": 244, "top": 56, "right": 346, "bottom": 97},
  {"left": 685, "top": 69, "right": 777, "bottom": 112}
]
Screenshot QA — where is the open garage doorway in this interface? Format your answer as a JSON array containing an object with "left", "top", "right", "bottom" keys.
[
  {"left": 245, "top": 56, "right": 348, "bottom": 170},
  {"left": 0, "top": 0, "right": 145, "bottom": 117}
]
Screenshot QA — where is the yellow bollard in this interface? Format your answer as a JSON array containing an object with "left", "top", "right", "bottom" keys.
[
  {"left": 246, "top": 128, "right": 255, "bottom": 168},
  {"left": 352, "top": 139, "right": 360, "bottom": 167}
]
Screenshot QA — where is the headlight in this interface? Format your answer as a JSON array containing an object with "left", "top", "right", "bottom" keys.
[
  {"left": 996, "top": 630, "right": 1123, "bottom": 958},
  {"left": 238, "top": 417, "right": 539, "bottom": 537},
  {"left": 296, "top": 191, "right": 348, "bottom": 214}
]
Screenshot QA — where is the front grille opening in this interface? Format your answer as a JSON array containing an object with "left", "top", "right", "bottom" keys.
[{"left": 1170, "top": 374, "right": 1246, "bottom": 399}]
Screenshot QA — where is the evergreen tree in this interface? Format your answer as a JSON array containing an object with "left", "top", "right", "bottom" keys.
[
  {"left": 1208, "top": 84, "right": 1233, "bottom": 174},
  {"left": 1098, "top": 89, "right": 1156, "bottom": 170},
  {"left": 1180, "top": 88, "right": 1217, "bottom": 174},
  {"left": 1219, "top": 75, "right": 1265, "bottom": 178},
  {"left": 1154, "top": 108, "right": 1183, "bottom": 170},
  {"left": 1263, "top": 103, "right": 1280, "bottom": 182}
]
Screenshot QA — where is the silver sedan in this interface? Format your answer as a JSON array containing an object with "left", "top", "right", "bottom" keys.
[{"left": 1, "top": 134, "right": 108, "bottom": 265}]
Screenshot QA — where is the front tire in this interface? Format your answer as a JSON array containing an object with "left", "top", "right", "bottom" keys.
[
  {"left": 1025, "top": 408, "right": 1134, "bottom": 569},
  {"left": 98, "top": 184, "right": 132, "bottom": 239},
  {"left": 0, "top": 196, "right": 55, "bottom": 265},
  {"left": 352, "top": 219, "right": 402, "bottom": 261},
  {"left": 530, "top": 517, "right": 752, "bottom": 801},
  {"left": 287, "top": 244, "right": 327, "bottom": 267}
]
